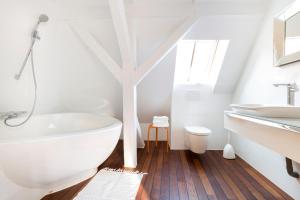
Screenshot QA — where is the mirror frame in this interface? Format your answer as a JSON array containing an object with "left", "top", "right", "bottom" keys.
[{"left": 274, "top": 1, "right": 300, "bottom": 67}]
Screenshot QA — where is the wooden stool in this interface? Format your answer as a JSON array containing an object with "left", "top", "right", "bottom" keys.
[{"left": 147, "top": 123, "right": 169, "bottom": 152}]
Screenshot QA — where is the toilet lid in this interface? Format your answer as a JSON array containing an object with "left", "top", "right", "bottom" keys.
[{"left": 185, "top": 126, "right": 211, "bottom": 136}]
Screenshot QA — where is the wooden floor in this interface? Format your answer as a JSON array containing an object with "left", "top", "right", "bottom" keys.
[{"left": 42, "top": 141, "right": 293, "bottom": 200}]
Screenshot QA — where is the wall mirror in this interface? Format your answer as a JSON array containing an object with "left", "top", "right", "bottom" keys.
[{"left": 274, "top": 1, "right": 300, "bottom": 67}]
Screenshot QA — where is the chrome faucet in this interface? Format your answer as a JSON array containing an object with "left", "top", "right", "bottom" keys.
[
  {"left": 273, "top": 83, "right": 297, "bottom": 105},
  {"left": 0, "top": 111, "right": 27, "bottom": 120}
]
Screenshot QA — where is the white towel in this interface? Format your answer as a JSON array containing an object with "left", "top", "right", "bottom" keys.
[
  {"left": 153, "top": 116, "right": 168, "bottom": 121},
  {"left": 153, "top": 116, "right": 169, "bottom": 127},
  {"left": 153, "top": 121, "right": 169, "bottom": 127},
  {"left": 153, "top": 119, "right": 168, "bottom": 123}
]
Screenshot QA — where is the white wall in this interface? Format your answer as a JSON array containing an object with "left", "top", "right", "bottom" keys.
[
  {"left": 171, "top": 84, "right": 231, "bottom": 150},
  {"left": 186, "top": 15, "right": 263, "bottom": 93},
  {"left": 137, "top": 49, "right": 176, "bottom": 141},
  {"left": 0, "top": 2, "right": 182, "bottom": 121},
  {"left": 136, "top": 19, "right": 179, "bottom": 123},
  {"left": 170, "top": 15, "right": 263, "bottom": 150},
  {"left": 0, "top": 1, "right": 181, "bottom": 198},
  {"left": 232, "top": 0, "right": 300, "bottom": 198},
  {"left": 0, "top": 0, "right": 276, "bottom": 198},
  {"left": 0, "top": 8, "right": 123, "bottom": 118}
]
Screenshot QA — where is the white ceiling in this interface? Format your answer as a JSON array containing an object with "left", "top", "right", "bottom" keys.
[
  {"left": 16, "top": 0, "right": 271, "bottom": 21},
  {"left": 0, "top": 0, "right": 272, "bottom": 120}
]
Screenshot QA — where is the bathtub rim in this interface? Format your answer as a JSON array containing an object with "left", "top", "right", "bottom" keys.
[{"left": 0, "top": 112, "right": 122, "bottom": 144}]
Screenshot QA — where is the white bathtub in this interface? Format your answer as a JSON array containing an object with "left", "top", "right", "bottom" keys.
[{"left": 0, "top": 112, "right": 122, "bottom": 199}]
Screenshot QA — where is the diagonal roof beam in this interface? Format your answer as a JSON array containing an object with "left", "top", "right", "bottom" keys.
[
  {"left": 69, "top": 23, "right": 122, "bottom": 83},
  {"left": 109, "top": 0, "right": 135, "bottom": 69},
  {"left": 135, "top": 15, "right": 200, "bottom": 85}
]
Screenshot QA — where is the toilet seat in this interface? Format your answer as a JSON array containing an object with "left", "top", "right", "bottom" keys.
[{"left": 185, "top": 126, "right": 211, "bottom": 136}]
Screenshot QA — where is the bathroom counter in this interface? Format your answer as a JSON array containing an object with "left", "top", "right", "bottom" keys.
[
  {"left": 225, "top": 111, "right": 300, "bottom": 133},
  {"left": 224, "top": 111, "right": 300, "bottom": 163}
]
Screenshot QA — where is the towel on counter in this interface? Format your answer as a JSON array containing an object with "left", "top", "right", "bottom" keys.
[{"left": 153, "top": 116, "right": 169, "bottom": 127}]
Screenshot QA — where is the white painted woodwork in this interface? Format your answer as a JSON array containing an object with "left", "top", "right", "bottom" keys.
[
  {"left": 135, "top": 15, "right": 200, "bottom": 84},
  {"left": 109, "top": 0, "right": 135, "bottom": 68},
  {"left": 108, "top": 1, "right": 200, "bottom": 166},
  {"left": 69, "top": 23, "right": 122, "bottom": 82},
  {"left": 109, "top": 0, "right": 139, "bottom": 167},
  {"left": 122, "top": 75, "right": 138, "bottom": 168},
  {"left": 72, "top": 17, "right": 144, "bottom": 165},
  {"left": 136, "top": 116, "right": 145, "bottom": 148},
  {"left": 130, "top": 18, "right": 144, "bottom": 149}
]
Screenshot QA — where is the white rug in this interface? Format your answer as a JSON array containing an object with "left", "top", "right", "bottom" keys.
[{"left": 74, "top": 168, "right": 145, "bottom": 200}]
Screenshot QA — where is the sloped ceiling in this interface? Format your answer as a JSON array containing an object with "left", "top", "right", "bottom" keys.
[
  {"left": 185, "top": 15, "right": 264, "bottom": 93},
  {"left": 0, "top": 0, "right": 271, "bottom": 121}
]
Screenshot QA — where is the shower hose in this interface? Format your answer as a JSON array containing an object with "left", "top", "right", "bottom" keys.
[{"left": 4, "top": 49, "right": 37, "bottom": 127}]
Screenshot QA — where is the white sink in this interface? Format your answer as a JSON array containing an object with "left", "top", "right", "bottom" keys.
[{"left": 230, "top": 104, "right": 300, "bottom": 118}]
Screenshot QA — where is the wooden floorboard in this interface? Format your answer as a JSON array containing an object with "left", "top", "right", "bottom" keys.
[
  {"left": 160, "top": 141, "right": 170, "bottom": 200},
  {"left": 42, "top": 141, "right": 293, "bottom": 200}
]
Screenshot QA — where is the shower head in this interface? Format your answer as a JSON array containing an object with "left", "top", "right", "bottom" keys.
[
  {"left": 14, "top": 14, "right": 49, "bottom": 80},
  {"left": 38, "top": 14, "right": 49, "bottom": 23},
  {"left": 32, "top": 14, "right": 48, "bottom": 38}
]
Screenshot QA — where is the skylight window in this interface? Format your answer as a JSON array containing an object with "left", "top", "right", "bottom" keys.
[{"left": 174, "top": 40, "right": 229, "bottom": 86}]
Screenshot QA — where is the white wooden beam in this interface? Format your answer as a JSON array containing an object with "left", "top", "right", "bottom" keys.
[
  {"left": 69, "top": 23, "right": 122, "bottom": 82},
  {"left": 135, "top": 15, "right": 200, "bottom": 84},
  {"left": 136, "top": 116, "right": 145, "bottom": 148},
  {"left": 109, "top": 0, "right": 135, "bottom": 68},
  {"left": 132, "top": 29, "right": 138, "bottom": 69},
  {"left": 122, "top": 75, "right": 138, "bottom": 168},
  {"left": 109, "top": 0, "right": 139, "bottom": 168},
  {"left": 131, "top": 28, "right": 145, "bottom": 148}
]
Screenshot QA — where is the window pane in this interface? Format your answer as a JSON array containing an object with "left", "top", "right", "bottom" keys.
[
  {"left": 189, "top": 40, "right": 217, "bottom": 84},
  {"left": 174, "top": 39, "right": 229, "bottom": 86},
  {"left": 174, "top": 40, "right": 194, "bottom": 83}
]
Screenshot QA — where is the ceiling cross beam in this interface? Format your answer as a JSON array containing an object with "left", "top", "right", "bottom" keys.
[
  {"left": 71, "top": 1, "right": 200, "bottom": 167},
  {"left": 70, "top": 23, "right": 122, "bottom": 83},
  {"left": 135, "top": 15, "right": 200, "bottom": 84}
]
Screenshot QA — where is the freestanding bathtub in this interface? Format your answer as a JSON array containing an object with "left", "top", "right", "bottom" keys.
[{"left": 0, "top": 112, "right": 122, "bottom": 200}]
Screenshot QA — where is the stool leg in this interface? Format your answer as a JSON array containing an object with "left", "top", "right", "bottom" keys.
[
  {"left": 147, "top": 125, "right": 151, "bottom": 152},
  {"left": 155, "top": 127, "right": 158, "bottom": 146},
  {"left": 166, "top": 127, "right": 169, "bottom": 152}
]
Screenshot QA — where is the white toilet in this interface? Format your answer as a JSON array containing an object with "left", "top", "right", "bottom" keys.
[{"left": 185, "top": 126, "right": 211, "bottom": 154}]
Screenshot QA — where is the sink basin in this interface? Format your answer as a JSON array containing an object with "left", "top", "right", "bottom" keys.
[{"left": 230, "top": 104, "right": 300, "bottom": 118}]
